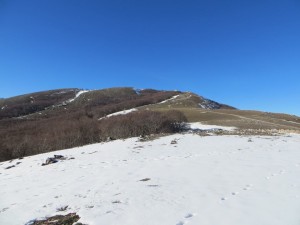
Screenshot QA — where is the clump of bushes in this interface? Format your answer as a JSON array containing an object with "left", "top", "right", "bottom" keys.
[
  {"left": 98, "top": 110, "right": 188, "bottom": 140},
  {"left": 0, "top": 110, "right": 187, "bottom": 162}
]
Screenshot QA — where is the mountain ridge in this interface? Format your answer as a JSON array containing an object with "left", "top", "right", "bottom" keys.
[{"left": 0, "top": 87, "right": 299, "bottom": 162}]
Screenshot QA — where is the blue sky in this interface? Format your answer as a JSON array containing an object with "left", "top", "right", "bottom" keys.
[{"left": 0, "top": 0, "right": 299, "bottom": 115}]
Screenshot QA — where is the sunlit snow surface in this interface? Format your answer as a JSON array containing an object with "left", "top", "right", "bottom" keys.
[
  {"left": 187, "top": 122, "right": 236, "bottom": 131},
  {"left": 158, "top": 95, "right": 180, "bottom": 104},
  {"left": 98, "top": 108, "right": 138, "bottom": 120},
  {"left": 66, "top": 90, "right": 90, "bottom": 103},
  {"left": 1, "top": 132, "right": 300, "bottom": 225}
]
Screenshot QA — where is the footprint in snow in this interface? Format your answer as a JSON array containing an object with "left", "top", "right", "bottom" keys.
[
  {"left": 243, "top": 184, "right": 253, "bottom": 190},
  {"left": 185, "top": 213, "right": 194, "bottom": 218},
  {"left": 266, "top": 170, "right": 286, "bottom": 180},
  {"left": 0, "top": 207, "right": 9, "bottom": 213},
  {"left": 74, "top": 194, "right": 86, "bottom": 198},
  {"left": 176, "top": 213, "right": 195, "bottom": 225}
]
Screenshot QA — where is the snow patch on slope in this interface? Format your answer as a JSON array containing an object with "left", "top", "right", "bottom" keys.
[
  {"left": 134, "top": 88, "right": 142, "bottom": 95},
  {"left": 66, "top": 90, "right": 90, "bottom": 103},
  {"left": 199, "top": 98, "right": 221, "bottom": 109},
  {"left": 98, "top": 93, "right": 182, "bottom": 120},
  {"left": 99, "top": 108, "right": 138, "bottom": 120},
  {"left": 188, "top": 122, "right": 236, "bottom": 131},
  {"left": 158, "top": 95, "right": 180, "bottom": 104}
]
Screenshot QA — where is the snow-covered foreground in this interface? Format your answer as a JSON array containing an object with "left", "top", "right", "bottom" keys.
[{"left": 1, "top": 133, "right": 300, "bottom": 225}]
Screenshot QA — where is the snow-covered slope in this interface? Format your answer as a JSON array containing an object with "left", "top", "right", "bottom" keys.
[
  {"left": 1, "top": 131, "right": 300, "bottom": 225},
  {"left": 99, "top": 108, "right": 138, "bottom": 120},
  {"left": 65, "top": 90, "right": 90, "bottom": 103}
]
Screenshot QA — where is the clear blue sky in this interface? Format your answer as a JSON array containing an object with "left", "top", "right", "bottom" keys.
[{"left": 0, "top": 0, "right": 299, "bottom": 115}]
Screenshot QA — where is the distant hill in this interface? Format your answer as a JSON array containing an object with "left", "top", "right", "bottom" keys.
[
  {"left": 0, "top": 87, "right": 299, "bottom": 162},
  {"left": 0, "top": 88, "right": 234, "bottom": 120}
]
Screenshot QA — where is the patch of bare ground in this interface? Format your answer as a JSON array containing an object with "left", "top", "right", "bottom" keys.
[{"left": 26, "top": 213, "right": 86, "bottom": 225}]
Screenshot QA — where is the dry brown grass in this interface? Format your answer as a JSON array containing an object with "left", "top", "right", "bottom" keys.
[{"left": 149, "top": 108, "right": 300, "bottom": 130}]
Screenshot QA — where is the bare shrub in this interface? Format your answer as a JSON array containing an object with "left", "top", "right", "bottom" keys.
[
  {"left": 0, "top": 115, "right": 101, "bottom": 161},
  {"left": 0, "top": 110, "right": 186, "bottom": 162}
]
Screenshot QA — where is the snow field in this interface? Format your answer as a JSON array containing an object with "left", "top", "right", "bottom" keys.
[{"left": 0, "top": 133, "right": 300, "bottom": 225}]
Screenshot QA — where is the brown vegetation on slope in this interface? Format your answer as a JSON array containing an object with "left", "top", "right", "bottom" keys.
[
  {"left": 0, "top": 87, "right": 188, "bottom": 162},
  {"left": 0, "top": 88, "right": 78, "bottom": 119},
  {"left": 0, "top": 110, "right": 187, "bottom": 161}
]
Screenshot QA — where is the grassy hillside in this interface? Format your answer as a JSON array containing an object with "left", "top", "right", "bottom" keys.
[{"left": 152, "top": 108, "right": 300, "bottom": 130}]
